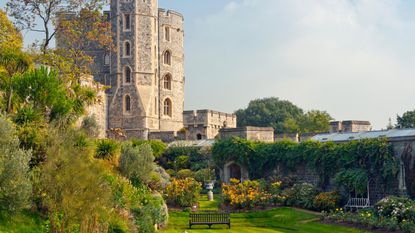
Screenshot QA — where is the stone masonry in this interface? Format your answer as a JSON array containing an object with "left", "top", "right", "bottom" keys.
[
  {"left": 183, "top": 110, "right": 237, "bottom": 140},
  {"left": 58, "top": 0, "right": 185, "bottom": 139},
  {"left": 330, "top": 120, "right": 372, "bottom": 133}
]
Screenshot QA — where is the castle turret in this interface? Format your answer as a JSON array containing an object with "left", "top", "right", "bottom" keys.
[
  {"left": 57, "top": 0, "right": 185, "bottom": 139},
  {"left": 158, "top": 9, "right": 185, "bottom": 132}
]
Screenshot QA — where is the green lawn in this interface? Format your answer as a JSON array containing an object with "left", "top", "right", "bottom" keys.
[
  {"left": 0, "top": 211, "right": 44, "bottom": 233},
  {"left": 162, "top": 195, "right": 371, "bottom": 233}
]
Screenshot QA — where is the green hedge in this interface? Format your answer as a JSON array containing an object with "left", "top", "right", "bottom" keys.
[{"left": 212, "top": 137, "right": 399, "bottom": 193}]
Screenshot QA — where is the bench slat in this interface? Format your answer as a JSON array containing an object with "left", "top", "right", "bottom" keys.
[{"left": 189, "top": 212, "right": 231, "bottom": 229}]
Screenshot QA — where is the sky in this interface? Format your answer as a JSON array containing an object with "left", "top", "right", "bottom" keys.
[{"left": 2, "top": 0, "right": 415, "bottom": 130}]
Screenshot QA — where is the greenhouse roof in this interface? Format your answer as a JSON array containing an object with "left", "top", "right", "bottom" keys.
[{"left": 311, "top": 128, "right": 415, "bottom": 142}]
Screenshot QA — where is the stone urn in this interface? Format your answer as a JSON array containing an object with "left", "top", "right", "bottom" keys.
[{"left": 205, "top": 181, "right": 215, "bottom": 201}]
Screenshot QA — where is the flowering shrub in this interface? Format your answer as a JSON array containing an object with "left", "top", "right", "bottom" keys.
[
  {"left": 313, "top": 191, "right": 340, "bottom": 211},
  {"left": 269, "top": 181, "right": 285, "bottom": 204},
  {"left": 375, "top": 196, "right": 415, "bottom": 223},
  {"left": 164, "top": 178, "right": 201, "bottom": 208},
  {"left": 282, "top": 183, "right": 318, "bottom": 209},
  {"left": 323, "top": 196, "right": 415, "bottom": 232},
  {"left": 222, "top": 179, "right": 272, "bottom": 209}
]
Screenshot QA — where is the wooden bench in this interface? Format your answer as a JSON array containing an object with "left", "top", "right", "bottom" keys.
[
  {"left": 189, "top": 212, "right": 231, "bottom": 229},
  {"left": 344, "top": 198, "right": 370, "bottom": 211}
]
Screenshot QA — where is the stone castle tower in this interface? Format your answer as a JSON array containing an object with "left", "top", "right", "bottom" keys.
[{"left": 66, "top": 0, "right": 185, "bottom": 139}]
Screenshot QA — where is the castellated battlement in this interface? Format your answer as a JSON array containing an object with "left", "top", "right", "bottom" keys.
[
  {"left": 158, "top": 8, "right": 184, "bottom": 20},
  {"left": 183, "top": 109, "right": 237, "bottom": 140}
]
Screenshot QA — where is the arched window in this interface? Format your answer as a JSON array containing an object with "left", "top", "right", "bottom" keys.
[
  {"left": 125, "top": 95, "right": 131, "bottom": 112},
  {"left": 163, "top": 50, "right": 171, "bottom": 65},
  {"left": 197, "top": 134, "right": 202, "bottom": 140},
  {"left": 124, "top": 41, "right": 131, "bottom": 56},
  {"left": 125, "top": 66, "right": 132, "bottom": 83},
  {"left": 163, "top": 74, "right": 172, "bottom": 90},
  {"left": 163, "top": 98, "right": 172, "bottom": 117}
]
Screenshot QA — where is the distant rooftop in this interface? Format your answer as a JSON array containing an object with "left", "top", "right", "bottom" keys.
[{"left": 312, "top": 128, "right": 415, "bottom": 142}]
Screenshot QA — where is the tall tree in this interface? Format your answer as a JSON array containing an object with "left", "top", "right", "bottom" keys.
[
  {"left": 235, "top": 97, "right": 304, "bottom": 134},
  {"left": 299, "top": 110, "right": 332, "bottom": 133},
  {"left": 6, "top": 0, "right": 108, "bottom": 52},
  {"left": 0, "top": 115, "right": 32, "bottom": 215},
  {"left": 0, "top": 10, "right": 23, "bottom": 51},
  {"left": 119, "top": 143, "right": 155, "bottom": 185},
  {"left": 12, "top": 66, "right": 91, "bottom": 124},
  {"left": 0, "top": 50, "right": 32, "bottom": 113},
  {"left": 396, "top": 110, "right": 415, "bottom": 128},
  {"left": 38, "top": 130, "right": 114, "bottom": 232}
]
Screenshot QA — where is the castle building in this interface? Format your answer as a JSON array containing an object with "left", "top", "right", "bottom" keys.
[
  {"left": 59, "top": 0, "right": 185, "bottom": 139},
  {"left": 183, "top": 110, "right": 237, "bottom": 140},
  {"left": 329, "top": 120, "right": 372, "bottom": 133}
]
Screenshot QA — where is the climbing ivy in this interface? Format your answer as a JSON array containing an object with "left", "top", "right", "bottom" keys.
[{"left": 212, "top": 137, "right": 398, "bottom": 193}]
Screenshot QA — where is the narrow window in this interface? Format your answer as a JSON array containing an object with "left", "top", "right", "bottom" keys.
[
  {"left": 163, "top": 98, "right": 172, "bottom": 117},
  {"left": 125, "top": 41, "right": 131, "bottom": 56},
  {"left": 125, "top": 66, "right": 131, "bottom": 83},
  {"left": 125, "top": 95, "right": 131, "bottom": 112},
  {"left": 163, "top": 50, "right": 171, "bottom": 65},
  {"left": 163, "top": 74, "right": 172, "bottom": 90},
  {"left": 124, "top": 14, "right": 131, "bottom": 30},
  {"left": 104, "top": 53, "right": 110, "bottom": 65},
  {"left": 165, "top": 26, "right": 170, "bottom": 41}
]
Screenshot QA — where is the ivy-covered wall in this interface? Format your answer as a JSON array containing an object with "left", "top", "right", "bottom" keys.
[{"left": 212, "top": 137, "right": 412, "bottom": 202}]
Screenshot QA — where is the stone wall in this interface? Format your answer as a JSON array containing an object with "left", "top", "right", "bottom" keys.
[
  {"left": 220, "top": 126, "right": 274, "bottom": 142},
  {"left": 148, "top": 131, "right": 177, "bottom": 143},
  {"left": 274, "top": 133, "right": 299, "bottom": 142},
  {"left": 75, "top": 76, "right": 107, "bottom": 138},
  {"left": 183, "top": 110, "right": 237, "bottom": 140},
  {"left": 330, "top": 120, "right": 372, "bottom": 133},
  {"left": 158, "top": 9, "right": 185, "bottom": 132}
]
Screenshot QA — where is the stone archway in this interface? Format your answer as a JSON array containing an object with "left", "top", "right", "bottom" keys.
[
  {"left": 229, "top": 163, "right": 241, "bottom": 180},
  {"left": 223, "top": 161, "right": 249, "bottom": 183}
]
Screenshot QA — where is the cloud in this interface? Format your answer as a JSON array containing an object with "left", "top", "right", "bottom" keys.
[
  {"left": 184, "top": 0, "right": 415, "bottom": 129},
  {"left": 224, "top": 2, "right": 239, "bottom": 13}
]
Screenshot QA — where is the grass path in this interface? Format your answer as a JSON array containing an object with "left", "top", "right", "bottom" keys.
[
  {"left": 0, "top": 211, "right": 43, "bottom": 233},
  {"left": 162, "top": 195, "right": 371, "bottom": 233}
]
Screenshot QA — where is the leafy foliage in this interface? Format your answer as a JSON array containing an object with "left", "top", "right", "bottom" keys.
[
  {"left": 396, "top": 110, "right": 415, "bottom": 128},
  {"left": 35, "top": 130, "right": 115, "bottom": 232},
  {"left": 212, "top": 137, "right": 398, "bottom": 192},
  {"left": 235, "top": 97, "right": 304, "bottom": 133},
  {"left": 0, "top": 49, "right": 32, "bottom": 113},
  {"left": 164, "top": 178, "right": 202, "bottom": 208},
  {"left": 0, "top": 115, "right": 32, "bottom": 215},
  {"left": 282, "top": 183, "right": 318, "bottom": 209},
  {"left": 374, "top": 196, "right": 415, "bottom": 223},
  {"left": 0, "top": 10, "right": 22, "bottom": 51},
  {"left": 222, "top": 179, "right": 272, "bottom": 209},
  {"left": 81, "top": 114, "right": 99, "bottom": 137},
  {"left": 6, "top": 0, "right": 109, "bottom": 52},
  {"left": 95, "top": 139, "right": 119, "bottom": 160},
  {"left": 299, "top": 110, "right": 332, "bottom": 133},
  {"left": 235, "top": 97, "right": 332, "bottom": 133},
  {"left": 131, "top": 139, "right": 166, "bottom": 158},
  {"left": 119, "top": 143, "right": 155, "bottom": 185},
  {"left": 158, "top": 146, "right": 212, "bottom": 172},
  {"left": 313, "top": 191, "right": 340, "bottom": 211}
]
